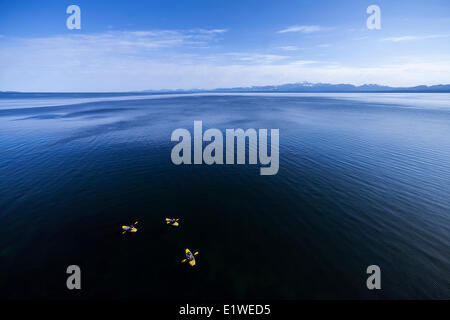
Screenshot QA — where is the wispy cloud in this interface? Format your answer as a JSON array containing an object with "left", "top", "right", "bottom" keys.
[
  {"left": 288, "top": 60, "right": 319, "bottom": 66},
  {"left": 1, "top": 28, "right": 449, "bottom": 91},
  {"left": 224, "top": 53, "right": 289, "bottom": 64},
  {"left": 3, "top": 29, "right": 227, "bottom": 64},
  {"left": 382, "top": 34, "right": 450, "bottom": 42},
  {"left": 276, "top": 25, "right": 328, "bottom": 34},
  {"left": 276, "top": 44, "right": 332, "bottom": 51},
  {"left": 192, "top": 28, "right": 228, "bottom": 34},
  {"left": 276, "top": 46, "right": 302, "bottom": 51}
]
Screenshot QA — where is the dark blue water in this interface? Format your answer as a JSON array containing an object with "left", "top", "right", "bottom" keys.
[{"left": 0, "top": 93, "right": 449, "bottom": 299}]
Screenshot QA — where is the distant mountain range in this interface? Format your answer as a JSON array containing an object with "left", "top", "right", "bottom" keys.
[
  {"left": 143, "top": 82, "right": 450, "bottom": 93},
  {"left": 2, "top": 82, "right": 450, "bottom": 94}
]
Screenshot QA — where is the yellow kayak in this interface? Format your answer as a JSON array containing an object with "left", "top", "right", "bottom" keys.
[
  {"left": 184, "top": 248, "right": 198, "bottom": 266},
  {"left": 122, "top": 225, "right": 137, "bottom": 232},
  {"left": 166, "top": 218, "right": 179, "bottom": 227}
]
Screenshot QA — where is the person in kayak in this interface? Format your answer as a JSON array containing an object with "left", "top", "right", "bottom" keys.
[
  {"left": 182, "top": 249, "right": 199, "bottom": 266},
  {"left": 122, "top": 221, "right": 138, "bottom": 234},
  {"left": 166, "top": 218, "right": 180, "bottom": 226},
  {"left": 186, "top": 250, "right": 194, "bottom": 261}
]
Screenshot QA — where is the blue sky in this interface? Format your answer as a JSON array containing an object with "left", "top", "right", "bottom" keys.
[{"left": 1, "top": 0, "right": 449, "bottom": 91}]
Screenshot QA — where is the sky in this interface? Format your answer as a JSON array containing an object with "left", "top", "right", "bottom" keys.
[{"left": 0, "top": 0, "right": 449, "bottom": 92}]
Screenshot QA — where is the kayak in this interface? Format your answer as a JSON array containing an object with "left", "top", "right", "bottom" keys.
[
  {"left": 186, "top": 248, "right": 196, "bottom": 266},
  {"left": 166, "top": 218, "right": 179, "bottom": 227},
  {"left": 122, "top": 225, "right": 137, "bottom": 232}
]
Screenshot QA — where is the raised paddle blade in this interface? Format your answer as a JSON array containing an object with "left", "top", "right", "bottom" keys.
[
  {"left": 181, "top": 259, "right": 187, "bottom": 263},
  {"left": 194, "top": 252, "right": 199, "bottom": 255},
  {"left": 134, "top": 221, "right": 138, "bottom": 225}
]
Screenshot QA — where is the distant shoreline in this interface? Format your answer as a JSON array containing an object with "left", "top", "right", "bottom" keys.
[
  {"left": 2, "top": 82, "right": 450, "bottom": 94},
  {"left": 2, "top": 90, "right": 450, "bottom": 95}
]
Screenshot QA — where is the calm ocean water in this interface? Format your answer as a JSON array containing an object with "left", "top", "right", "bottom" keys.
[{"left": 0, "top": 93, "right": 449, "bottom": 299}]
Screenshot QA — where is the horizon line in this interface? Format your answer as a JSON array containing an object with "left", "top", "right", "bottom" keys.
[{"left": 2, "top": 82, "right": 450, "bottom": 94}]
